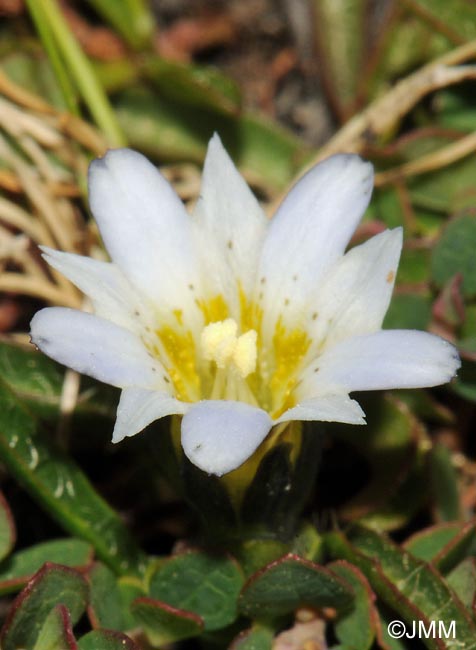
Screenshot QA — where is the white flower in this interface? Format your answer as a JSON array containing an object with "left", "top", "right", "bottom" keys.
[{"left": 30, "top": 135, "right": 460, "bottom": 476}]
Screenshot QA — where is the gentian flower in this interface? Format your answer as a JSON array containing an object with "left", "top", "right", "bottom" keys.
[{"left": 30, "top": 135, "right": 460, "bottom": 476}]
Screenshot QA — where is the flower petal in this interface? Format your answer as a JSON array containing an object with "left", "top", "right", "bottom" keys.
[
  {"left": 308, "top": 228, "right": 403, "bottom": 350},
  {"left": 41, "top": 247, "right": 148, "bottom": 332},
  {"left": 181, "top": 400, "right": 272, "bottom": 476},
  {"left": 276, "top": 394, "right": 366, "bottom": 425},
  {"left": 300, "top": 330, "right": 461, "bottom": 395},
  {"left": 88, "top": 148, "right": 201, "bottom": 324},
  {"left": 30, "top": 307, "right": 163, "bottom": 388},
  {"left": 113, "top": 387, "right": 188, "bottom": 443},
  {"left": 258, "top": 154, "right": 374, "bottom": 333},
  {"left": 193, "top": 134, "right": 267, "bottom": 319}
]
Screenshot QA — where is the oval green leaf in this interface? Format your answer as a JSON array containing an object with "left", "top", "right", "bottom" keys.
[
  {"left": 329, "top": 560, "right": 379, "bottom": 650},
  {"left": 149, "top": 551, "right": 244, "bottom": 631},
  {"left": 326, "top": 527, "right": 476, "bottom": 650},
  {"left": 0, "top": 538, "right": 93, "bottom": 595},
  {"left": 32, "top": 604, "right": 77, "bottom": 650},
  {"left": 238, "top": 553, "right": 354, "bottom": 619},
  {"left": 131, "top": 596, "right": 203, "bottom": 645},
  {"left": 0, "top": 563, "right": 88, "bottom": 650},
  {"left": 86, "top": 562, "right": 125, "bottom": 631}
]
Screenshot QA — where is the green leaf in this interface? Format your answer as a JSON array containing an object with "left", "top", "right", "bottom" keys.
[
  {"left": 431, "top": 214, "right": 476, "bottom": 298},
  {"left": 0, "top": 492, "right": 15, "bottom": 562},
  {"left": 290, "top": 524, "right": 324, "bottom": 563},
  {"left": 78, "top": 629, "right": 138, "bottom": 650},
  {"left": 312, "top": 0, "right": 367, "bottom": 113},
  {"left": 434, "top": 88, "right": 476, "bottom": 132},
  {"left": 25, "top": 0, "right": 125, "bottom": 146},
  {"left": 329, "top": 560, "right": 379, "bottom": 650},
  {"left": 447, "top": 558, "right": 476, "bottom": 614},
  {"left": 1, "top": 51, "right": 67, "bottom": 109},
  {"left": 149, "top": 551, "right": 244, "bottom": 631},
  {"left": 410, "top": 157, "right": 476, "bottom": 214},
  {"left": 87, "top": 562, "right": 125, "bottom": 630},
  {"left": 429, "top": 443, "right": 461, "bottom": 521},
  {"left": 238, "top": 554, "right": 354, "bottom": 619},
  {"left": 326, "top": 527, "right": 476, "bottom": 650},
  {"left": 383, "top": 293, "right": 432, "bottom": 330},
  {"left": 398, "top": 247, "right": 432, "bottom": 284},
  {"left": 407, "top": 0, "right": 476, "bottom": 41},
  {"left": 117, "top": 576, "right": 147, "bottom": 631},
  {"left": 142, "top": 56, "right": 241, "bottom": 114},
  {"left": 0, "top": 340, "right": 116, "bottom": 419},
  {"left": 404, "top": 523, "right": 464, "bottom": 562},
  {"left": 0, "top": 378, "right": 146, "bottom": 575},
  {"left": 115, "top": 87, "right": 311, "bottom": 193},
  {"left": 131, "top": 597, "right": 203, "bottom": 645},
  {"left": 230, "top": 624, "right": 274, "bottom": 649},
  {"left": 85, "top": 0, "right": 154, "bottom": 49},
  {"left": 234, "top": 539, "right": 289, "bottom": 579},
  {"left": 0, "top": 340, "right": 66, "bottom": 414},
  {"left": 433, "top": 521, "right": 476, "bottom": 574},
  {"left": 0, "top": 563, "right": 88, "bottom": 650},
  {"left": 379, "top": 611, "right": 410, "bottom": 650},
  {"left": 366, "top": 15, "right": 448, "bottom": 99},
  {"left": 33, "top": 604, "right": 76, "bottom": 650},
  {"left": 25, "top": 0, "right": 79, "bottom": 114},
  {"left": 0, "top": 538, "right": 93, "bottom": 595},
  {"left": 404, "top": 521, "right": 476, "bottom": 573}
]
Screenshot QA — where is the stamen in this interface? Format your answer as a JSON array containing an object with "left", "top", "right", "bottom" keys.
[
  {"left": 233, "top": 330, "right": 257, "bottom": 378},
  {"left": 200, "top": 318, "right": 258, "bottom": 378},
  {"left": 201, "top": 319, "right": 237, "bottom": 368}
]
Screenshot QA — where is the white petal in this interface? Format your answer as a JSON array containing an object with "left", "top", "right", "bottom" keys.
[
  {"left": 276, "top": 395, "right": 366, "bottom": 425},
  {"left": 181, "top": 400, "right": 272, "bottom": 476},
  {"left": 193, "top": 134, "right": 267, "bottom": 319},
  {"left": 113, "top": 387, "right": 188, "bottom": 443},
  {"left": 308, "top": 228, "right": 403, "bottom": 350},
  {"left": 300, "top": 330, "right": 461, "bottom": 395},
  {"left": 258, "top": 154, "right": 373, "bottom": 333},
  {"left": 41, "top": 247, "right": 148, "bottom": 332},
  {"left": 88, "top": 148, "right": 201, "bottom": 324},
  {"left": 30, "top": 308, "right": 163, "bottom": 388}
]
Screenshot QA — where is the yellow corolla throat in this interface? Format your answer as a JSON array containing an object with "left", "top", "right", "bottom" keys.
[
  {"left": 154, "top": 325, "right": 200, "bottom": 402},
  {"left": 197, "top": 294, "right": 229, "bottom": 323},
  {"left": 268, "top": 317, "right": 311, "bottom": 419},
  {"left": 145, "top": 289, "right": 312, "bottom": 419}
]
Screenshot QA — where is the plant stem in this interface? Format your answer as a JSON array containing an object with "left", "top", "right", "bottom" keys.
[
  {"left": 28, "top": 0, "right": 126, "bottom": 146},
  {"left": 25, "top": 0, "right": 79, "bottom": 115}
]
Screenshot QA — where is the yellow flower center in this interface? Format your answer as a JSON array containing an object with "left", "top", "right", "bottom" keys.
[
  {"left": 201, "top": 318, "right": 257, "bottom": 378},
  {"left": 145, "top": 294, "right": 311, "bottom": 418},
  {"left": 199, "top": 318, "right": 258, "bottom": 404}
]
